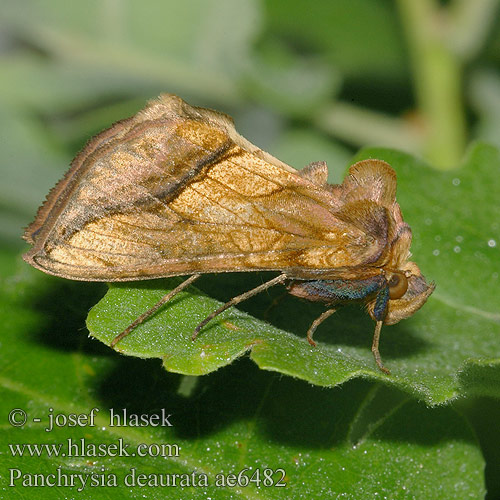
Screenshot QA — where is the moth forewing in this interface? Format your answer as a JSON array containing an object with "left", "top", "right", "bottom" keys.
[{"left": 23, "top": 94, "right": 434, "bottom": 373}]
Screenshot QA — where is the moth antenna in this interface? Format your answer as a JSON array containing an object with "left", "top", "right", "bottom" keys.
[
  {"left": 372, "top": 320, "right": 391, "bottom": 375},
  {"left": 306, "top": 308, "right": 337, "bottom": 347},
  {"left": 191, "top": 274, "right": 287, "bottom": 340},
  {"left": 262, "top": 289, "right": 289, "bottom": 321},
  {"left": 110, "top": 273, "right": 201, "bottom": 348}
]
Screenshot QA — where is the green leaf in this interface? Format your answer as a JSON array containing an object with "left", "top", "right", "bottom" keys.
[
  {"left": 0, "top": 256, "right": 486, "bottom": 496},
  {"left": 1, "top": 0, "right": 261, "bottom": 103},
  {"left": 87, "top": 144, "right": 500, "bottom": 405},
  {"left": 355, "top": 143, "right": 500, "bottom": 399},
  {"left": 245, "top": 41, "right": 339, "bottom": 117}
]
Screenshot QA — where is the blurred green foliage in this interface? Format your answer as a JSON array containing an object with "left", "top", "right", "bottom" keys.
[{"left": 1, "top": 0, "right": 500, "bottom": 498}]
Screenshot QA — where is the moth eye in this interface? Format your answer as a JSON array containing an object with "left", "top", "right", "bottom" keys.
[{"left": 388, "top": 272, "right": 408, "bottom": 299}]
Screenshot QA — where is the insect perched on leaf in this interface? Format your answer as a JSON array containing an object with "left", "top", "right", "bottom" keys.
[{"left": 23, "top": 94, "right": 434, "bottom": 374}]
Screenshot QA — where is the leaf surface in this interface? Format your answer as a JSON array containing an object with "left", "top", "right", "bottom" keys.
[{"left": 88, "top": 144, "right": 500, "bottom": 405}]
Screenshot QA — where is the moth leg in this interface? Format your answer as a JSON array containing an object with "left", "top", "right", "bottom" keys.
[
  {"left": 372, "top": 320, "right": 390, "bottom": 375},
  {"left": 192, "top": 274, "right": 287, "bottom": 341},
  {"left": 263, "top": 290, "right": 288, "bottom": 320},
  {"left": 371, "top": 285, "right": 391, "bottom": 374},
  {"left": 110, "top": 273, "right": 201, "bottom": 348},
  {"left": 306, "top": 308, "right": 337, "bottom": 347}
]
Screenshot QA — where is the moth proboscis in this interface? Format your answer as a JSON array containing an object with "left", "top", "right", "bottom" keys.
[{"left": 23, "top": 94, "right": 435, "bottom": 374}]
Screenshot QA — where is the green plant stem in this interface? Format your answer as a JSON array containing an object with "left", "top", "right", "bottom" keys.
[
  {"left": 397, "top": 0, "right": 466, "bottom": 170},
  {"left": 314, "top": 101, "right": 423, "bottom": 154}
]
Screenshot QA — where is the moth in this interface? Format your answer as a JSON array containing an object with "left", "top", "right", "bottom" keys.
[{"left": 23, "top": 94, "right": 434, "bottom": 374}]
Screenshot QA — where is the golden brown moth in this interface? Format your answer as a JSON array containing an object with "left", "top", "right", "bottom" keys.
[{"left": 23, "top": 94, "right": 434, "bottom": 374}]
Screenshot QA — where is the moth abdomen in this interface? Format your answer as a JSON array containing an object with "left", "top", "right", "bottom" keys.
[{"left": 287, "top": 275, "right": 386, "bottom": 304}]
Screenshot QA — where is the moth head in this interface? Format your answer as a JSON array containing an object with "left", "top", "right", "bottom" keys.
[{"left": 366, "top": 262, "right": 435, "bottom": 324}]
